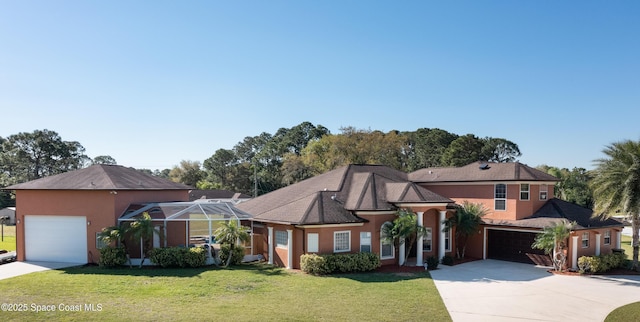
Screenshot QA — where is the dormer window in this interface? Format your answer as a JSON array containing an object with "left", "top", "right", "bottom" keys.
[{"left": 495, "top": 183, "right": 507, "bottom": 211}]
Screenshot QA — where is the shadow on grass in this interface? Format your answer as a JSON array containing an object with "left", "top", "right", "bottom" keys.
[
  {"left": 328, "top": 271, "right": 432, "bottom": 283},
  {"left": 59, "top": 262, "right": 287, "bottom": 278}
]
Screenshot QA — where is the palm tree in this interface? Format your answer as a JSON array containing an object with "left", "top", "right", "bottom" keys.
[
  {"left": 214, "top": 220, "right": 250, "bottom": 267},
  {"left": 444, "top": 201, "right": 487, "bottom": 259},
  {"left": 381, "top": 209, "right": 427, "bottom": 266},
  {"left": 532, "top": 220, "right": 573, "bottom": 271},
  {"left": 591, "top": 140, "right": 640, "bottom": 271},
  {"left": 127, "top": 212, "right": 161, "bottom": 268}
]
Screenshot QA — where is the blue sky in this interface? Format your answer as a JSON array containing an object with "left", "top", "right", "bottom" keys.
[{"left": 1, "top": 1, "right": 638, "bottom": 170}]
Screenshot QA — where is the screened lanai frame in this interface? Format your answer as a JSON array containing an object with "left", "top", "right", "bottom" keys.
[{"left": 118, "top": 201, "right": 254, "bottom": 261}]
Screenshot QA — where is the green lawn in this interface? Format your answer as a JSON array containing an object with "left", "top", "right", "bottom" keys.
[
  {"left": 605, "top": 301, "right": 640, "bottom": 321},
  {"left": 0, "top": 263, "right": 451, "bottom": 321},
  {"left": 0, "top": 225, "right": 15, "bottom": 251}
]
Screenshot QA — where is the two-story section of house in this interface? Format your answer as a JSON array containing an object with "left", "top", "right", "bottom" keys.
[{"left": 410, "top": 161, "right": 623, "bottom": 269}]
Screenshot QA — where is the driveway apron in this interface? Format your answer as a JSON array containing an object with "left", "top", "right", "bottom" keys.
[
  {"left": 0, "top": 261, "right": 79, "bottom": 281},
  {"left": 430, "top": 259, "right": 640, "bottom": 322}
]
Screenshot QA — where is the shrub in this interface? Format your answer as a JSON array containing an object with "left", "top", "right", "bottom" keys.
[
  {"left": 441, "top": 255, "right": 454, "bottom": 266},
  {"left": 578, "top": 252, "right": 627, "bottom": 274},
  {"left": 300, "top": 252, "right": 381, "bottom": 275},
  {"left": 219, "top": 244, "right": 246, "bottom": 266},
  {"left": 99, "top": 246, "right": 127, "bottom": 267},
  {"left": 149, "top": 246, "right": 207, "bottom": 268},
  {"left": 426, "top": 256, "right": 439, "bottom": 270}
]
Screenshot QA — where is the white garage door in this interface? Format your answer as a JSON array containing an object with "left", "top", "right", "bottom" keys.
[{"left": 25, "top": 215, "right": 88, "bottom": 263}]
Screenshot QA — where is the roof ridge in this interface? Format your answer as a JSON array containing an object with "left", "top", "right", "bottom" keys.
[{"left": 97, "top": 164, "right": 118, "bottom": 189}]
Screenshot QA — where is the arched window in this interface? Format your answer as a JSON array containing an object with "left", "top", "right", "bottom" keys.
[{"left": 380, "top": 222, "right": 394, "bottom": 259}]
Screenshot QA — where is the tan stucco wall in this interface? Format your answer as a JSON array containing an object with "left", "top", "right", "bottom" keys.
[{"left": 15, "top": 189, "right": 188, "bottom": 263}]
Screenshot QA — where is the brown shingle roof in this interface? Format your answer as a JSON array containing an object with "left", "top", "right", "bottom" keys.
[
  {"left": 409, "top": 161, "right": 559, "bottom": 183},
  {"left": 527, "top": 198, "right": 623, "bottom": 229},
  {"left": 5, "top": 165, "right": 191, "bottom": 190},
  {"left": 236, "top": 164, "right": 452, "bottom": 225}
]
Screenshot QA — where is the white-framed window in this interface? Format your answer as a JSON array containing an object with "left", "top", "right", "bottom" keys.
[
  {"left": 380, "top": 222, "right": 394, "bottom": 259},
  {"left": 275, "top": 230, "right": 288, "bottom": 249},
  {"left": 422, "top": 228, "right": 432, "bottom": 252},
  {"left": 539, "top": 184, "right": 548, "bottom": 201},
  {"left": 582, "top": 232, "right": 589, "bottom": 248},
  {"left": 360, "top": 232, "right": 372, "bottom": 253},
  {"left": 445, "top": 228, "right": 452, "bottom": 252},
  {"left": 96, "top": 232, "right": 108, "bottom": 249},
  {"left": 307, "top": 233, "right": 319, "bottom": 253},
  {"left": 495, "top": 183, "right": 507, "bottom": 210},
  {"left": 334, "top": 231, "right": 351, "bottom": 253},
  {"left": 520, "top": 183, "right": 530, "bottom": 201},
  {"left": 604, "top": 230, "right": 611, "bottom": 245}
]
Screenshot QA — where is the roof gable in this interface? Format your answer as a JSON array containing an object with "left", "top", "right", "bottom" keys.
[
  {"left": 5, "top": 165, "right": 191, "bottom": 190},
  {"left": 527, "top": 198, "right": 622, "bottom": 229}
]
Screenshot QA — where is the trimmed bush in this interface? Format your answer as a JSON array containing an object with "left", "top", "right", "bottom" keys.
[
  {"left": 300, "top": 252, "right": 381, "bottom": 275},
  {"left": 219, "top": 244, "right": 246, "bottom": 266},
  {"left": 149, "top": 246, "right": 207, "bottom": 268},
  {"left": 426, "top": 256, "right": 439, "bottom": 270},
  {"left": 578, "top": 252, "right": 627, "bottom": 274},
  {"left": 441, "top": 255, "right": 454, "bottom": 266},
  {"left": 99, "top": 246, "right": 127, "bottom": 267}
]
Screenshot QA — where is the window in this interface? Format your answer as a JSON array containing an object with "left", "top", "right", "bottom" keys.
[
  {"left": 307, "top": 233, "right": 319, "bottom": 253},
  {"left": 422, "top": 228, "right": 432, "bottom": 252},
  {"left": 540, "top": 184, "right": 548, "bottom": 201},
  {"left": 275, "top": 230, "right": 288, "bottom": 249},
  {"left": 96, "top": 232, "right": 108, "bottom": 249},
  {"left": 582, "top": 232, "right": 589, "bottom": 248},
  {"left": 444, "top": 228, "right": 452, "bottom": 252},
  {"left": 380, "top": 222, "right": 394, "bottom": 259},
  {"left": 604, "top": 230, "right": 611, "bottom": 245},
  {"left": 360, "top": 232, "right": 372, "bottom": 253},
  {"left": 334, "top": 231, "right": 351, "bottom": 253},
  {"left": 495, "top": 184, "right": 507, "bottom": 210},
  {"left": 520, "top": 184, "right": 530, "bottom": 200}
]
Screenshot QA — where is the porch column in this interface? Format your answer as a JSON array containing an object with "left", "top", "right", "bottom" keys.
[
  {"left": 595, "top": 233, "right": 601, "bottom": 256},
  {"left": 267, "top": 226, "right": 274, "bottom": 265},
  {"left": 286, "top": 229, "right": 293, "bottom": 269},
  {"left": 416, "top": 211, "right": 424, "bottom": 267},
  {"left": 399, "top": 237, "right": 405, "bottom": 266},
  {"left": 571, "top": 235, "right": 579, "bottom": 270},
  {"left": 616, "top": 231, "right": 622, "bottom": 249},
  {"left": 439, "top": 210, "right": 446, "bottom": 262}
]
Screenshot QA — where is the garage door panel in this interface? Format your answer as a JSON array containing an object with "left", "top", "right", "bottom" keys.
[
  {"left": 487, "top": 229, "right": 545, "bottom": 264},
  {"left": 25, "top": 216, "right": 88, "bottom": 263}
]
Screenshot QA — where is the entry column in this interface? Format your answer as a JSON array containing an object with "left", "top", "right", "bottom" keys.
[
  {"left": 416, "top": 211, "right": 424, "bottom": 267},
  {"left": 439, "top": 210, "right": 446, "bottom": 262}
]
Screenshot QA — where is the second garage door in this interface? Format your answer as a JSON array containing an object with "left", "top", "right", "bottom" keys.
[
  {"left": 24, "top": 215, "right": 88, "bottom": 263},
  {"left": 487, "top": 229, "right": 546, "bottom": 264}
]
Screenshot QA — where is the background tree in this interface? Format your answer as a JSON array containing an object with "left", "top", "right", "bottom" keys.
[
  {"left": 531, "top": 221, "right": 573, "bottom": 272},
  {"left": 401, "top": 128, "right": 458, "bottom": 171},
  {"left": 591, "top": 140, "right": 640, "bottom": 271},
  {"left": 0, "top": 129, "right": 89, "bottom": 183},
  {"left": 443, "top": 201, "right": 487, "bottom": 259},
  {"left": 480, "top": 138, "right": 521, "bottom": 163},
  {"left": 538, "top": 165, "right": 594, "bottom": 208},
  {"left": 440, "top": 134, "right": 485, "bottom": 166},
  {"left": 381, "top": 209, "right": 427, "bottom": 266},
  {"left": 92, "top": 155, "right": 117, "bottom": 165},
  {"left": 169, "top": 160, "right": 205, "bottom": 187}
]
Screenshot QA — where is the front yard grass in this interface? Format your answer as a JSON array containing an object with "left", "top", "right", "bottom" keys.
[
  {"left": 605, "top": 301, "right": 640, "bottom": 321},
  {"left": 0, "top": 225, "right": 16, "bottom": 251},
  {"left": 0, "top": 263, "right": 451, "bottom": 321}
]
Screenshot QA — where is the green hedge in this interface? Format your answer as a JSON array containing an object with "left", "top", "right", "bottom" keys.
[
  {"left": 219, "top": 244, "right": 246, "bottom": 266},
  {"left": 99, "top": 246, "right": 127, "bottom": 267},
  {"left": 578, "top": 252, "right": 627, "bottom": 274},
  {"left": 149, "top": 246, "right": 207, "bottom": 268},
  {"left": 300, "top": 252, "right": 381, "bottom": 275},
  {"left": 426, "top": 256, "right": 439, "bottom": 270}
]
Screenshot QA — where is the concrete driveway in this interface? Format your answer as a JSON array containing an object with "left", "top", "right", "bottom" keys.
[
  {"left": 0, "top": 261, "right": 80, "bottom": 281},
  {"left": 430, "top": 260, "right": 640, "bottom": 322}
]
